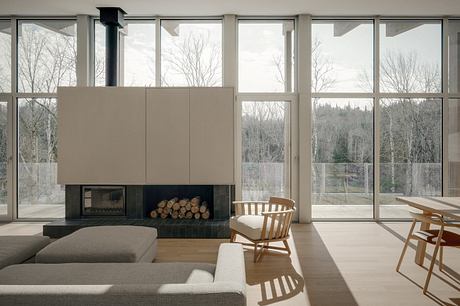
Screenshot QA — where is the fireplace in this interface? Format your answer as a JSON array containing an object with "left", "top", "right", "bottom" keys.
[
  {"left": 46, "top": 184, "right": 234, "bottom": 238},
  {"left": 81, "top": 186, "right": 126, "bottom": 216}
]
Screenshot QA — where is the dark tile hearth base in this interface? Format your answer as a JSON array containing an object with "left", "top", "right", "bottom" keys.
[{"left": 43, "top": 219, "right": 230, "bottom": 239}]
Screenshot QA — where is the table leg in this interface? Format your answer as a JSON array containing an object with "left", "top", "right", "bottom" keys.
[{"left": 414, "top": 217, "right": 430, "bottom": 266}]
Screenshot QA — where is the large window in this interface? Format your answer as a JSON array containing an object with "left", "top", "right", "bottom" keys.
[
  {"left": 161, "top": 20, "right": 222, "bottom": 86},
  {"left": 16, "top": 19, "right": 76, "bottom": 218},
  {"left": 379, "top": 20, "right": 442, "bottom": 218},
  {"left": 312, "top": 19, "right": 443, "bottom": 219},
  {"left": 311, "top": 20, "right": 374, "bottom": 218},
  {"left": 238, "top": 20, "right": 294, "bottom": 92},
  {"left": 238, "top": 20, "right": 294, "bottom": 203},
  {"left": 241, "top": 101, "right": 290, "bottom": 200}
]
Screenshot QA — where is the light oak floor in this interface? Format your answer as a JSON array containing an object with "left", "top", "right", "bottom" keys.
[{"left": 0, "top": 222, "right": 459, "bottom": 306}]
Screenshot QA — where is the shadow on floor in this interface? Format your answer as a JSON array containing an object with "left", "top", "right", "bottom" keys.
[
  {"left": 291, "top": 225, "right": 359, "bottom": 306},
  {"left": 245, "top": 252, "right": 305, "bottom": 306}
]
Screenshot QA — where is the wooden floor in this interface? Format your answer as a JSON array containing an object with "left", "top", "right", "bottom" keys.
[{"left": 1, "top": 222, "right": 459, "bottom": 306}]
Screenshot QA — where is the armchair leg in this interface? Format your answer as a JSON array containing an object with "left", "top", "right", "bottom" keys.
[
  {"left": 253, "top": 243, "right": 259, "bottom": 263},
  {"left": 439, "top": 247, "right": 443, "bottom": 271},
  {"left": 230, "top": 230, "right": 236, "bottom": 243},
  {"left": 283, "top": 240, "right": 291, "bottom": 255}
]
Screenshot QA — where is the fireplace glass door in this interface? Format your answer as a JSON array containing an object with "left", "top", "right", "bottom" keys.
[{"left": 82, "top": 186, "right": 125, "bottom": 216}]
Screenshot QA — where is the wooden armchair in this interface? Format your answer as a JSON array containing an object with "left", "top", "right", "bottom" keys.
[
  {"left": 396, "top": 211, "right": 460, "bottom": 294},
  {"left": 230, "top": 197, "right": 295, "bottom": 262}
]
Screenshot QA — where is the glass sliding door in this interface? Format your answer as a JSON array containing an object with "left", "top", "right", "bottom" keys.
[{"left": 241, "top": 101, "right": 291, "bottom": 200}]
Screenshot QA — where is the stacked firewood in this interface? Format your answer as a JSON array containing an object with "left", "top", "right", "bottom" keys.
[{"left": 149, "top": 196, "right": 210, "bottom": 220}]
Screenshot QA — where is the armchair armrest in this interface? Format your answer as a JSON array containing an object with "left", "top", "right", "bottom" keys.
[{"left": 233, "top": 201, "right": 268, "bottom": 215}]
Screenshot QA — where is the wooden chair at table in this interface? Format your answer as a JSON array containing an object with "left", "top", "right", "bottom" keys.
[
  {"left": 396, "top": 211, "right": 460, "bottom": 294},
  {"left": 230, "top": 197, "right": 295, "bottom": 263}
]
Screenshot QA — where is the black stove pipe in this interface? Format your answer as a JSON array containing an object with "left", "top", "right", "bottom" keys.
[{"left": 97, "top": 7, "right": 126, "bottom": 86}]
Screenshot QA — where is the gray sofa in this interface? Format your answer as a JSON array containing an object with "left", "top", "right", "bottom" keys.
[
  {"left": 0, "top": 243, "right": 246, "bottom": 306},
  {"left": 0, "top": 236, "right": 50, "bottom": 269}
]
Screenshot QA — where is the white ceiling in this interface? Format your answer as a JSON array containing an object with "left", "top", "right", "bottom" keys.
[{"left": 0, "top": 0, "right": 459, "bottom": 16}]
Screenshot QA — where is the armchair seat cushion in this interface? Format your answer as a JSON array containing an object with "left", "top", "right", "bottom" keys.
[{"left": 230, "top": 215, "right": 278, "bottom": 240}]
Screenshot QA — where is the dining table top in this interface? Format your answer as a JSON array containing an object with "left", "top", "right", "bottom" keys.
[{"left": 396, "top": 196, "right": 460, "bottom": 221}]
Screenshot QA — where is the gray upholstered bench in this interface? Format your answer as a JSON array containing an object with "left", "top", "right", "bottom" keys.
[
  {"left": 0, "top": 236, "right": 50, "bottom": 269},
  {"left": 35, "top": 225, "right": 157, "bottom": 263}
]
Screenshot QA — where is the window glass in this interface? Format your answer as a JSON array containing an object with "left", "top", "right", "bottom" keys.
[
  {"left": 379, "top": 98, "right": 442, "bottom": 218},
  {"left": 122, "top": 20, "right": 155, "bottom": 86},
  {"left": 161, "top": 20, "right": 222, "bottom": 86},
  {"left": 0, "top": 21, "right": 11, "bottom": 92},
  {"left": 0, "top": 101, "right": 7, "bottom": 216},
  {"left": 380, "top": 20, "right": 442, "bottom": 93},
  {"left": 448, "top": 20, "right": 460, "bottom": 93},
  {"left": 242, "top": 101, "right": 290, "bottom": 200},
  {"left": 312, "top": 98, "right": 373, "bottom": 218},
  {"left": 239, "top": 21, "right": 294, "bottom": 92},
  {"left": 312, "top": 20, "right": 373, "bottom": 92},
  {"left": 17, "top": 98, "right": 64, "bottom": 218},
  {"left": 448, "top": 99, "right": 460, "bottom": 196},
  {"left": 18, "top": 20, "right": 77, "bottom": 93},
  {"left": 94, "top": 21, "right": 106, "bottom": 86}
]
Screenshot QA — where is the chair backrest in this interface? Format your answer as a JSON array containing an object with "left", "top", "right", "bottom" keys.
[
  {"left": 268, "top": 197, "right": 295, "bottom": 212},
  {"left": 261, "top": 197, "right": 295, "bottom": 240},
  {"left": 409, "top": 211, "right": 444, "bottom": 226}
]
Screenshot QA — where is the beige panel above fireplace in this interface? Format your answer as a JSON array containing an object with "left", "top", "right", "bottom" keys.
[
  {"left": 57, "top": 87, "right": 146, "bottom": 184},
  {"left": 146, "top": 88, "right": 190, "bottom": 184},
  {"left": 57, "top": 87, "right": 234, "bottom": 185},
  {"left": 190, "top": 88, "right": 234, "bottom": 184}
]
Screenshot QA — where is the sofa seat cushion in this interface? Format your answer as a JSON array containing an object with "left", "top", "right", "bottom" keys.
[
  {"left": 230, "top": 215, "right": 278, "bottom": 240},
  {"left": 0, "top": 262, "right": 215, "bottom": 285},
  {"left": 35, "top": 226, "right": 157, "bottom": 263},
  {"left": 0, "top": 236, "right": 50, "bottom": 270}
]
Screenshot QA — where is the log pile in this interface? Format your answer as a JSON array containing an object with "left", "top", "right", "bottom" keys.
[{"left": 149, "top": 196, "right": 210, "bottom": 220}]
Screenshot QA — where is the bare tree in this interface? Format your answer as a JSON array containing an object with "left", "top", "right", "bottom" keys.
[
  {"left": 311, "top": 37, "right": 336, "bottom": 163},
  {"left": 162, "top": 32, "right": 221, "bottom": 86}
]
